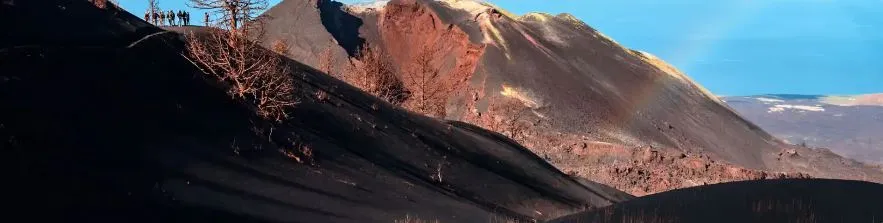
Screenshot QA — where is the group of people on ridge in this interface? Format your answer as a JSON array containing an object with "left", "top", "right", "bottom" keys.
[{"left": 145, "top": 10, "right": 192, "bottom": 26}]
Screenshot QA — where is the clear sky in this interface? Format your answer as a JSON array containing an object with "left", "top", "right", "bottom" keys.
[{"left": 118, "top": 0, "right": 883, "bottom": 96}]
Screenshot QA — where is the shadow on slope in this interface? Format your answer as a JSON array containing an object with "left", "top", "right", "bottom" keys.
[
  {"left": 550, "top": 179, "right": 883, "bottom": 223},
  {"left": 317, "top": 0, "right": 365, "bottom": 56},
  {"left": 1, "top": 1, "right": 629, "bottom": 222}
]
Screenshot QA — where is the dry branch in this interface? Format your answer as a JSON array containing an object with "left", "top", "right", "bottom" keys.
[
  {"left": 342, "top": 45, "right": 405, "bottom": 104},
  {"left": 401, "top": 44, "right": 471, "bottom": 118},
  {"left": 187, "top": 0, "right": 268, "bottom": 32},
  {"left": 185, "top": 29, "right": 296, "bottom": 122}
]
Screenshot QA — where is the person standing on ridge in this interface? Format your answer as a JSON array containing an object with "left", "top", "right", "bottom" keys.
[
  {"left": 160, "top": 11, "right": 167, "bottom": 26},
  {"left": 204, "top": 12, "right": 209, "bottom": 27},
  {"left": 169, "top": 10, "right": 178, "bottom": 26},
  {"left": 151, "top": 10, "right": 158, "bottom": 25},
  {"left": 168, "top": 10, "right": 176, "bottom": 26},
  {"left": 144, "top": 10, "right": 150, "bottom": 23},
  {"left": 176, "top": 10, "right": 183, "bottom": 26},
  {"left": 186, "top": 11, "right": 192, "bottom": 26}
]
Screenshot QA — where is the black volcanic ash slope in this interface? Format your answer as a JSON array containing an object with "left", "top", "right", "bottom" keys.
[
  {"left": 550, "top": 179, "right": 883, "bottom": 223},
  {"left": 1, "top": 1, "right": 631, "bottom": 223}
]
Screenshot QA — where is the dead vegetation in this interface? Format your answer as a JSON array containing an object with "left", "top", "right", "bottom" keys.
[
  {"left": 321, "top": 41, "right": 470, "bottom": 118},
  {"left": 283, "top": 140, "right": 315, "bottom": 166},
  {"left": 317, "top": 41, "right": 338, "bottom": 78},
  {"left": 463, "top": 94, "right": 536, "bottom": 144},
  {"left": 401, "top": 45, "right": 446, "bottom": 117},
  {"left": 185, "top": 30, "right": 296, "bottom": 122},
  {"left": 399, "top": 44, "right": 472, "bottom": 118},
  {"left": 184, "top": 0, "right": 296, "bottom": 122},
  {"left": 270, "top": 39, "right": 290, "bottom": 56},
  {"left": 89, "top": 0, "right": 119, "bottom": 9},
  {"left": 341, "top": 45, "right": 405, "bottom": 104},
  {"left": 395, "top": 215, "right": 440, "bottom": 223},
  {"left": 188, "top": 0, "right": 268, "bottom": 33}
]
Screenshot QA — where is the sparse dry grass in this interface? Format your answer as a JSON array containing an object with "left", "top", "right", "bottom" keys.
[{"left": 395, "top": 215, "right": 439, "bottom": 223}]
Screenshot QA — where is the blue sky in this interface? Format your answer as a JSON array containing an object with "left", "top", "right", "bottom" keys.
[{"left": 118, "top": 0, "right": 883, "bottom": 96}]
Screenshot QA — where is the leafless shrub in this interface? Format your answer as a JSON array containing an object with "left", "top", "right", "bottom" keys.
[
  {"left": 465, "top": 96, "right": 535, "bottom": 143},
  {"left": 270, "top": 39, "right": 290, "bottom": 56},
  {"left": 90, "top": 0, "right": 107, "bottom": 8},
  {"left": 283, "top": 141, "right": 314, "bottom": 165},
  {"left": 341, "top": 45, "right": 405, "bottom": 104},
  {"left": 429, "top": 156, "right": 448, "bottom": 183},
  {"left": 314, "top": 89, "right": 329, "bottom": 102},
  {"left": 395, "top": 215, "right": 439, "bottom": 223},
  {"left": 317, "top": 41, "right": 338, "bottom": 78},
  {"left": 488, "top": 214, "right": 525, "bottom": 223},
  {"left": 185, "top": 29, "right": 296, "bottom": 122}
]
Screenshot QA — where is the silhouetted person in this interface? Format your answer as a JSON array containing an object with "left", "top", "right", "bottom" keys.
[
  {"left": 176, "top": 11, "right": 182, "bottom": 26},
  {"left": 204, "top": 12, "right": 209, "bottom": 27},
  {"left": 151, "top": 11, "right": 159, "bottom": 25},
  {"left": 159, "top": 11, "right": 166, "bottom": 26},
  {"left": 144, "top": 11, "right": 150, "bottom": 23},
  {"left": 168, "top": 10, "right": 175, "bottom": 26},
  {"left": 186, "top": 11, "right": 191, "bottom": 26}
]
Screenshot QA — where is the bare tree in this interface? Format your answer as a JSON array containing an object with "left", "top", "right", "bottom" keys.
[
  {"left": 146, "top": 0, "right": 161, "bottom": 24},
  {"left": 317, "top": 41, "right": 337, "bottom": 78},
  {"left": 187, "top": 0, "right": 268, "bottom": 33},
  {"left": 402, "top": 44, "right": 444, "bottom": 117},
  {"left": 464, "top": 96, "right": 535, "bottom": 143},
  {"left": 148, "top": 0, "right": 159, "bottom": 14},
  {"left": 185, "top": 29, "right": 297, "bottom": 122},
  {"left": 341, "top": 45, "right": 404, "bottom": 104},
  {"left": 401, "top": 44, "right": 471, "bottom": 118},
  {"left": 487, "top": 98, "right": 534, "bottom": 140}
]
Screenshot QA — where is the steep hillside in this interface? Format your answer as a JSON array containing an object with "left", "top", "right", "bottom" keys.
[
  {"left": 725, "top": 94, "right": 883, "bottom": 164},
  {"left": 258, "top": 0, "right": 883, "bottom": 194},
  {"left": 1, "top": 1, "right": 632, "bottom": 222},
  {"left": 262, "top": 0, "right": 778, "bottom": 168}
]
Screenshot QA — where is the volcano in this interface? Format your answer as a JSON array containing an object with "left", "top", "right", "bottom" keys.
[{"left": 257, "top": 0, "right": 883, "bottom": 194}]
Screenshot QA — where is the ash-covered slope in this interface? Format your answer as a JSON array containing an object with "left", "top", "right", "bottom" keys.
[
  {"left": 724, "top": 94, "right": 883, "bottom": 164},
  {"left": 261, "top": 0, "right": 781, "bottom": 170},
  {"left": 551, "top": 179, "right": 883, "bottom": 223},
  {"left": 1, "top": 1, "right": 631, "bottom": 222}
]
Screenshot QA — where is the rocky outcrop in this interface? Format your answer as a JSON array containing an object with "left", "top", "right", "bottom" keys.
[{"left": 525, "top": 132, "right": 810, "bottom": 196}]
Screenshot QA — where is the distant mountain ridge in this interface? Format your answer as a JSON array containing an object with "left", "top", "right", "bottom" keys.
[{"left": 724, "top": 93, "right": 883, "bottom": 164}]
